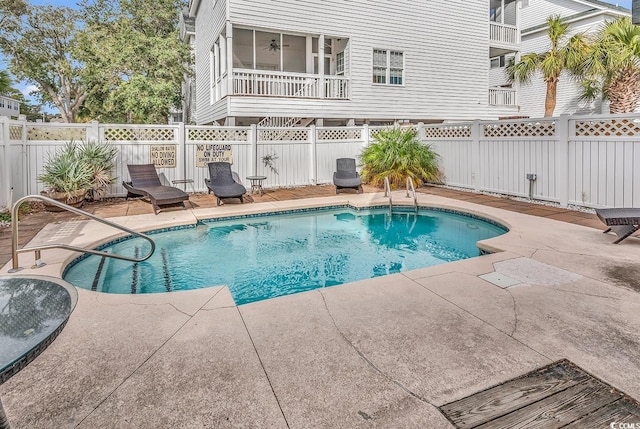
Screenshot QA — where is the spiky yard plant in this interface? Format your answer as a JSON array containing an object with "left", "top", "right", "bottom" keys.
[
  {"left": 78, "top": 140, "right": 118, "bottom": 200},
  {"left": 360, "top": 127, "right": 441, "bottom": 188},
  {"left": 38, "top": 141, "right": 93, "bottom": 198}
]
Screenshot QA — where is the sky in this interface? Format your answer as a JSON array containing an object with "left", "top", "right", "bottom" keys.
[{"left": 0, "top": 0, "right": 635, "bottom": 114}]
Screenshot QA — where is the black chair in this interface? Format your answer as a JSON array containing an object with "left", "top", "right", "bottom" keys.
[
  {"left": 204, "top": 162, "right": 247, "bottom": 206},
  {"left": 122, "top": 164, "right": 189, "bottom": 215},
  {"left": 333, "top": 158, "right": 362, "bottom": 194}
]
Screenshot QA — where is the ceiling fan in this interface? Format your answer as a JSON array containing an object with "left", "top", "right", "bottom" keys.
[{"left": 267, "top": 39, "right": 290, "bottom": 51}]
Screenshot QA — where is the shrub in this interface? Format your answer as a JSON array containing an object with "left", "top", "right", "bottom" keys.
[
  {"left": 360, "top": 127, "right": 442, "bottom": 188},
  {"left": 38, "top": 141, "right": 93, "bottom": 198},
  {"left": 38, "top": 140, "right": 117, "bottom": 201},
  {"left": 78, "top": 140, "right": 118, "bottom": 201}
]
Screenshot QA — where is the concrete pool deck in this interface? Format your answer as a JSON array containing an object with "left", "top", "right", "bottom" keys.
[{"left": 1, "top": 188, "right": 639, "bottom": 427}]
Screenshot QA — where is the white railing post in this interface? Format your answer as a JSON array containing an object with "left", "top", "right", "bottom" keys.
[
  {"left": 416, "top": 122, "right": 424, "bottom": 141},
  {"left": 556, "top": 114, "right": 570, "bottom": 207},
  {"left": 0, "top": 117, "right": 10, "bottom": 208},
  {"left": 250, "top": 124, "right": 258, "bottom": 176},
  {"left": 177, "top": 122, "right": 186, "bottom": 183},
  {"left": 472, "top": 120, "right": 482, "bottom": 192},
  {"left": 362, "top": 124, "right": 369, "bottom": 148},
  {"left": 310, "top": 124, "right": 317, "bottom": 185},
  {"left": 20, "top": 117, "right": 28, "bottom": 197},
  {"left": 87, "top": 120, "right": 100, "bottom": 142}
]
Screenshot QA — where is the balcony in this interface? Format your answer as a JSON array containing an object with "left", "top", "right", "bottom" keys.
[
  {"left": 231, "top": 70, "right": 350, "bottom": 100},
  {"left": 490, "top": 22, "right": 519, "bottom": 56},
  {"left": 489, "top": 87, "right": 517, "bottom": 106}
]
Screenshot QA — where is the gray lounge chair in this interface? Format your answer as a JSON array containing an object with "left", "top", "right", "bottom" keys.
[
  {"left": 595, "top": 208, "right": 640, "bottom": 244},
  {"left": 333, "top": 158, "right": 362, "bottom": 194},
  {"left": 123, "top": 164, "right": 189, "bottom": 215},
  {"left": 204, "top": 162, "right": 247, "bottom": 206}
]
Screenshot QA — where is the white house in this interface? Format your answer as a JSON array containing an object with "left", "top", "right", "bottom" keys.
[
  {"left": 188, "top": 0, "right": 522, "bottom": 126},
  {"left": 490, "top": 0, "right": 630, "bottom": 118},
  {"left": 0, "top": 95, "right": 21, "bottom": 119}
]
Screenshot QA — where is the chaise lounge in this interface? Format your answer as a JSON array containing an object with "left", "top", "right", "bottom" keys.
[
  {"left": 333, "top": 158, "right": 362, "bottom": 194},
  {"left": 204, "top": 162, "right": 247, "bottom": 206},
  {"left": 595, "top": 208, "right": 640, "bottom": 244},
  {"left": 123, "top": 164, "right": 190, "bottom": 215}
]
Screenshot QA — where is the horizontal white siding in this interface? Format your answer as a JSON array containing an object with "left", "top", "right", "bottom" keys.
[
  {"left": 520, "top": 0, "right": 591, "bottom": 30},
  {"left": 194, "top": 0, "right": 227, "bottom": 124},
  {"left": 194, "top": 0, "right": 492, "bottom": 124}
]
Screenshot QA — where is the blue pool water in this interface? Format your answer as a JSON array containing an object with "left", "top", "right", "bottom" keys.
[{"left": 64, "top": 207, "right": 506, "bottom": 305}]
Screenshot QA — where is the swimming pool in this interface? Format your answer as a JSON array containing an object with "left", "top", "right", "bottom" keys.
[{"left": 63, "top": 206, "right": 507, "bottom": 305}]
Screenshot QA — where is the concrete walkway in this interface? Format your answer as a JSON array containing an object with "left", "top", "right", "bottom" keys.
[{"left": 1, "top": 188, "right": 639, "bottom": 428}]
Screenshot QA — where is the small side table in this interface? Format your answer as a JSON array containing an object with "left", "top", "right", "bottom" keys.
[
  {"left": 171, "top": 179, "right": 196, "bottom": 193},
  {"left": 246, "top": 176, "right": 267, "bottom": 195}
]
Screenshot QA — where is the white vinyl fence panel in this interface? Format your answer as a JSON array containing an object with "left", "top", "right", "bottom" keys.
[{"left": 2, "top": 114, "right": 640, "bottom": 210}]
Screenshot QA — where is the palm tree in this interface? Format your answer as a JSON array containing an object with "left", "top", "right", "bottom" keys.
[
  {"left": 0, "top": 70, "right": 12, "bottom": 94},
  {"left": 507, "top": 16, "right": 588, "bottom": 117},
  {"left": 580, "top": 17, "right": 640, "bottom": 114}
]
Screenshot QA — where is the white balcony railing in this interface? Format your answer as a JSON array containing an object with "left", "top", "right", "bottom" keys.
[
  {"left": 325, "top": 76, "right": 350, "bottom": 99},
  {"left": 232, "top": 70, "right": 349, "bottom": 100},
  {"left": 490, "top": 22, "right": 519, "bottom": 46},
  {"left": 489, "top": 87, "right": 517, "bottom": 106}
]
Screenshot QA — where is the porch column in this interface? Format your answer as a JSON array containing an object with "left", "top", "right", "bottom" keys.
[
  {"left": 226, "top": 22, "right": 234, "bottom": 96},
  {"left": 306, "top": 36, "right": 313, "bottom": 74},
  {"left": 319, "top": 34, "right": 325, "bottom": 98}
]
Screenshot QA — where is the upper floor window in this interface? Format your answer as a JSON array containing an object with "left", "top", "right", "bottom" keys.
[
  {"left": 373, "top": 49, "right": 403, "bottom": 85},
  {"left": 336, "top": 51, "right": 345, "bottom": 75}
]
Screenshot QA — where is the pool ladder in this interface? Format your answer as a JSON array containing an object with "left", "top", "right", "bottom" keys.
[
  {"left": 383, "top": 176, "right": 419, "bottom": 213},
  {"left": 9, "top": 194, "right": 155, "bottom": 272}
]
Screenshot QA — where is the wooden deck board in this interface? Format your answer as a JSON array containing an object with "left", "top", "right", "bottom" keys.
[
  {"left": 563, "top": 398, "right": 640, "bottom": 428},
  {"left": 439, "top": 360, "right": 640, "bottom": 429},
  {"left": 440, "top": 362, "right": 589, "bottom": 429}
]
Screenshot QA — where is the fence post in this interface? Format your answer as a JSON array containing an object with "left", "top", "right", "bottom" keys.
[
  {"left": 250, "top": 124, "right": 258, "bottom": 176},
  {"left": 310, "top": 124, "right": 317, "bottom": 185},
  {"left": 0, "top": 117, "right": 10, "bottom": 208},
  {"left": 20, "top": 117, "right": 28, "bottom": 196},
  {"left": 471, "top": 120, "right": 482, "bottom": 192},
  {"left": 177, "top": 122, "right": 186, "bottom": 183},
  {"left": 362, "top": 124, "right": 369, "bottom": 148},
  {"left": 556, "top": 114, "right": 570, "bottom": 207},
  {"left": 87, "top": 120, "right": 100, "bottom": 142}
]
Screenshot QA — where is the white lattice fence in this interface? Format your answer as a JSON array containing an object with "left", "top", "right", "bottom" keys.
[
  {"left": 568, "top": 116, "right": 640, "bottom": 207},
  {"left": 483, "top": 120, "right": 555, "bottom": 138},
  {"left": 4, "top": 115, "right": 640, "bottom": 209},
  {"left": 186, "top": 126, "right": 252, "bottom": 191}
]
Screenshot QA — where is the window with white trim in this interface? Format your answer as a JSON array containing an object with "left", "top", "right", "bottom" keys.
[
  {"left": 372, "top": 49, "right": 403, "bottom": 85},
  {"left": 336, "top": 51, "right": 345, "bottom": 75}
]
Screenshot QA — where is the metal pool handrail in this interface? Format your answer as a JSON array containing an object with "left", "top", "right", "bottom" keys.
[
  {"left": 9, "top": 195, "right": 155, "bottom": 273},
  {"left": 406, "top": 176, "right": 418, "bottom": 211},
  {"left": 383, "top": 177, "right": 392, "bottom": 211}
]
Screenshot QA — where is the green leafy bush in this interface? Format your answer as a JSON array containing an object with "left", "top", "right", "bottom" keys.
[{"left": 360, "top": 127, "right": 442, "bottom": 188}]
